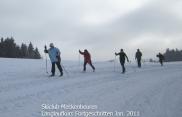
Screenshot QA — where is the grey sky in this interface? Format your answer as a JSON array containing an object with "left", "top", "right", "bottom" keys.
[{"left": 0, "top": 0, "right": 182, "bottom": 61}]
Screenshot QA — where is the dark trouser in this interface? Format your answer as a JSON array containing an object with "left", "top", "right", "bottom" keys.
[
  {"left": 120, "top": 61, "right": 125, "bottom": 73},
  {"left": 159, "top": 59, "right": 163, "bottom": 66},
  {"left": 51, "top": 62, "right": 63, "bottom": 75},
  {"left": 83, "top": 61, "right": 95, "bottom": 71},
  {"left": 137, "top": 59, "right": 141, "bottom": 68}
]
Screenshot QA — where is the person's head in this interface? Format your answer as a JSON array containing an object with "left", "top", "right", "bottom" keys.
[
  {"left": 120, "top": 49, "right": 123, "bottom": 52},
  {"left": 49, "top": 43, "right": 54, "bottom": 48},
  {"left": 84, "top": 49, "right": 88, "bottom": 53},
  {"left": 137, "top": 49, "right": 140, "bottom": 52}
]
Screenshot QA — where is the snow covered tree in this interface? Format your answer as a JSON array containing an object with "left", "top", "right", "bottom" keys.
[
  {"left": 28, "top": 42, "right": 35, "bottom": 58},
  {"left": 20, "top": 43, "right": 28, "bottom": 58},
  {"left": 164, "top": 48, "right": 182, "bottom": 62},
  {"left": 34, "top": 48, "right": 41, "bottom": 59},
  {"left": 0, "top": 37, "right": 41, "bottom": 59}
]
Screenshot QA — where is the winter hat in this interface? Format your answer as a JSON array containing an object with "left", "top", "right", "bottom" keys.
[{"left": 50, "top": 43, "right": 54, "bottom": 47}]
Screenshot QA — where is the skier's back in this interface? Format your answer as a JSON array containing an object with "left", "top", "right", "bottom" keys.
[{"left": 135, "top": 49, "right": 142, "bottom": 68}]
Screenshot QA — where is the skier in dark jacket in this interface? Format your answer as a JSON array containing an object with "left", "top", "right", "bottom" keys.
[
  {"left": 79, "top": 49, "right": 95, "bottom": 72},
  {"left": 156, "top": 53, "right": 165, "bottom": 66},
  {"left": 115, "top": 49, "right": 129, "bottom": 73},
  {"left": 44, "top": 43, "right": 63, "bottom": 77},
  {"left": 135, "top": 49, "right": 142, "bottom": 68}
]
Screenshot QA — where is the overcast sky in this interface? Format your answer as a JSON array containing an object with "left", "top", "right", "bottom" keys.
[{"left": 0, "top": 0, "right": 182, "bottom": 61}]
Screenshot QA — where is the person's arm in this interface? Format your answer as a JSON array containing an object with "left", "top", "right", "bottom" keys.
[
  {"left": 57, "top": 48, "right": 61, "bottom": 56},
  {"left": 115, "top": 52, "right": 119, "bottom": 56},
  {"left": 79, "top": 50, "right": 84, "bottom": 55},
  {"left": 125, "top": 53, "right": 129, "bottom": 62},
  {"left": 44, "top": 46, "right": 48, "bottom": 53},
  {"left": 56, "top": 48, "right": 61, "bottom": 62}
]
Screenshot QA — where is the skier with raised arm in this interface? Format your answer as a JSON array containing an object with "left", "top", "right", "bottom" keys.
[
  {"left": 79, "top": 49, "right": 95, "bottom": 72},
  {"left": 115, "top": 49, "right": 129, "bottom": 74}
]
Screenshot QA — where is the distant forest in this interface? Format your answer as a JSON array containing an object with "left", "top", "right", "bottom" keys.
[
  {"left": 0, "top": 37, "right": 41, "bottom": 59},
  {"left": 0, "top": 37, "right": 182, "bottom": 61},
  {"left": 164, "top": 48, "right": 182, "bottom": 62}
]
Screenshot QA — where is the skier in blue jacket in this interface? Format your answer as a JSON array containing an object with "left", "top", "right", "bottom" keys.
[{"left": 44, "top": 43, "right": 63, "bottom": 77}]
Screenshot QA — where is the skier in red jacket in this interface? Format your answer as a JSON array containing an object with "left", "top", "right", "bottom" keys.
[{"left": 79, "top": 49, "right": 95, "bottom": 72}]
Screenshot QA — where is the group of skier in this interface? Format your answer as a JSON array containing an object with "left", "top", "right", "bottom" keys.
[
  {"left": 115, "top": 48, "right": 143, "bottom": 74},
  {"left": 44, "top": 43, "right": 96, "bottom": 77},
  {"left": 44, "top": 43, "right": 165, "bottom": 77}
]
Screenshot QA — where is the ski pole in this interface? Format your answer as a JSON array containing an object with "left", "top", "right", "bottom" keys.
[
  {"left": 61, "top": 64, "right": 69, "bottom": 77},
  {"left": 45, "top": 53, "right": 48, "bottom": 74},
  {"left": 114, "top": 55, "right": 116, "bottom": 72},
  {"left": 78, "top": 51, "right": 82, "bottom": 72},
  {"left": 44, "top": 45, "right": 49, "bottom": 74},
  {"left": 78, "top": 53, "right": 81, "bottom": 66}
]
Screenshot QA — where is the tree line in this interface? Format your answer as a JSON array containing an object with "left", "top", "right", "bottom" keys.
[
  {"left": 164, "top": 48, "right": 182, "bottom": 62},
  {"left": 0, "top": 37, "right": 182, "bottom": 61},
  {"left": 0, "top": 37, "right": 41, "bottom": 59}
]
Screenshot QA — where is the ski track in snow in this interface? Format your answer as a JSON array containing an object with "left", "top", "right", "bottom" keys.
[{"left": 0, "top": 58, "right": 182, "bottom": 117}]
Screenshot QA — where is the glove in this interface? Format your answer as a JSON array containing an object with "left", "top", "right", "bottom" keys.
[{"left": 44, "top": 45, "right": 48, "bottom": 53}]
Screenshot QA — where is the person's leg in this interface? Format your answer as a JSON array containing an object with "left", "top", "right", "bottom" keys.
[
  {"left": 138, "top": 59, "right": 141, "bottom": 68},
  {"left": 51, "top": 62, "right": 56, "bottom": 76},
  {"left": 89, "top": 61, "right": 95, "bottom": 71},
  {"left": 83, "top": 62, "right": 87, "bottom": 71},
  {"left": 161, "top": 60, "right": 163, "bottom": 66},
  {"left": 137, "top": 59, "right": 139, "bottom": 67},
  {"left": 122, "top": 63, "right": 126, "bottom": 73},
  {"left": 160, "top": 59, "right": 163, "bottom": 66},
  {"left": 56, "top": 62, "right": 63, "bottom": 76},
  {"left": 120, "top": 61, "right": 125, "bottom": 73}
]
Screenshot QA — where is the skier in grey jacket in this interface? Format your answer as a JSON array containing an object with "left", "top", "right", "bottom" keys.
[
  {"left": 135, "top": 49, "right": 142, "bottom": 68},
  {"left": 115, "top": 49, "right": 129, "bottom": 73},
  {"left": 44, "top": 43, "right": 63, "bottom": 77}
]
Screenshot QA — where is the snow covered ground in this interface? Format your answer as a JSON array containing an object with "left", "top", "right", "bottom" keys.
[{"left": 0, "top": 58, "right": 182, "bottom": 117}]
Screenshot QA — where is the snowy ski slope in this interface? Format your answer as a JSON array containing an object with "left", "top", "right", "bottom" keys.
[{"left": 0, "top": 58, "right": 182, "bottom": 117}]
